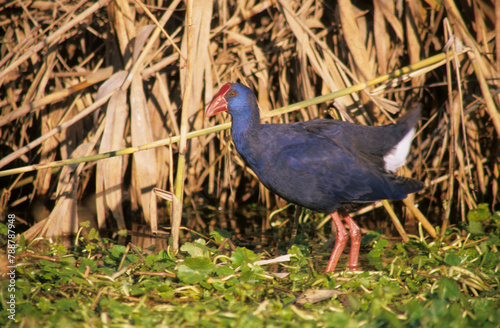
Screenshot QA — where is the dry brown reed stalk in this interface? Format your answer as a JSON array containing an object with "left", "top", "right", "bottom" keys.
[
  {"left": 173, "top": 0, "right": 195, "bottom": 252},
  {"left": 0, "top": 1, "right": 498, "bottom": 248}
]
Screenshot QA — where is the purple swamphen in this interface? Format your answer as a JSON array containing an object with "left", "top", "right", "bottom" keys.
[{"left": 206, "top": 83, "right": 424, "bottom": 272}]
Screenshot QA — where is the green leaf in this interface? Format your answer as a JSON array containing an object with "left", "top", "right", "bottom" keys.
[
  {"left": 216, "top": 264, "right": 235, "bottom": 276},
  {"left": 468, "top": 220, "right": 484, "bottom": 235},
  {"left": 481, "top": 251, "right": 500, "bottom": 269},
  {"left": 437, "top": 277, "right": 463, "bottom": 301},
  {"left": 79, "top": 220, "right": 91, "bottom": 228},
  {"left": 210, "top": 228, "right": 232, "bottom": 244},
  {"left": 288, "top": 244, "right": 305, "bottom": 257},
  {"left": 130, "top": 284, "right": 146, "bottom": 296},
  {"left": 362, "top": 230, "right": 382, "bottom": 245},
  {"left": 230, "top": 247, "right": 259, "bottom": 267},
  {"left": 0, "top": 223, "right": 7, "bottom": 235},
  {"left": 88, "top": 227, "right": 100, "bottom": 241},
  {"left": 374, "top": 238, "right": 389, "bottom": 250},
  {"left": 37, "top": 297, "right": 52, "bottom": 313},
  {"left": 367, "top": 249, "right": 383, "bottom": 266},
  {"left": 180, "top": 239, "right": 213, "bottom": 257},
  {"left": 467, "top": 204, "right": 491, "bottom": 221},
  {"left": 444, "top": 253, "right": 461, "bottom": 266},
  {"left": 109, "top": 244, "right": 126, "bottom": 258},
  {"left": 177, "top": 257, "right": 216, "bottom": 284},
  {"left": 210, "top": 278, "right": 226, "bottom": 291},
  {"left": 40, "top": 259, "right": 58, "bottom": 267},
  {"left": 368, "top": 238, "right": 390, "bottom": 269},
  {"left": 72, "top": 276, "right": 91, "bottom": 286},
  {"left": 59, "top": 256, "right": 76, "bottom": 265}
]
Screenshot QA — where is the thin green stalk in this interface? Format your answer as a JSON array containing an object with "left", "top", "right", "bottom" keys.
[
  {"left": 0, "top": 123, "right": 230, "bottom": 178},
  {"left": 264, "top": 51, "right": 456, "bottom": 118}
]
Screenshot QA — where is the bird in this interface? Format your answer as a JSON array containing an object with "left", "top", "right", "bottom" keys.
[{"left": 206, "top": 83, "right": 424, "bottom": 272}]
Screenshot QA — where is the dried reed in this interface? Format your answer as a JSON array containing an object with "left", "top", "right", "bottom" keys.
[{"left": 0, "top": 0, "right": 498, "bottom": 247}]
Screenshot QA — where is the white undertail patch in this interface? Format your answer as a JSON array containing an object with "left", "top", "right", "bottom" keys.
[{"left": 383, "top": 128, "right": 415, "bottom": 172}]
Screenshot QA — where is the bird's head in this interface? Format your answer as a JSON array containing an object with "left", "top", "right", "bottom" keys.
[{"left": 206, "top": 83, "right": 256, "bottom": 118}]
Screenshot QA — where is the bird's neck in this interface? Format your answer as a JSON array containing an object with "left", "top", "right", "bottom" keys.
[{"left": 230, "top": 105, "right": 261, "bottom": 151}]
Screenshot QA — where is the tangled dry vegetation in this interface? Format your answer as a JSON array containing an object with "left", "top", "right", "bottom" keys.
[{"left": 0, "top": 0, "right": 499, "bottom": 247}]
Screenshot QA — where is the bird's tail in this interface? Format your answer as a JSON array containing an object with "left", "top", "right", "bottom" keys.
[
  {"left": 392, "top": 176, "right": 424, "bottom": 199},
  {"left": 396, "top": 104, "right": 422, "bottom": 132}
]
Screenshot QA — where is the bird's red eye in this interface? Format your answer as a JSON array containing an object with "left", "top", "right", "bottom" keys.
[{"left": 229, "top": 90, "right": 236, "bottom": 97}]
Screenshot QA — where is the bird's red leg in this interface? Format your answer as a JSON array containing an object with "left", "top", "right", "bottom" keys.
[
  {"left": 325, "top": 211, "right": 349, "bottom": 272},
  {"left": 342, "top": 214, "right": 361, "bottom": 270}
]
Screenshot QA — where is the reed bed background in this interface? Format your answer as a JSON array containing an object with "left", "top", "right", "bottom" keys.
[{"left": 1, "top": 0, "right": 499, "bottom": 248}]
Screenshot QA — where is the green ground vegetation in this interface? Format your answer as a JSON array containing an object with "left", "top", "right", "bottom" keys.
[{"left": 1, "top": 205, "right": 499, "bottom": 327}]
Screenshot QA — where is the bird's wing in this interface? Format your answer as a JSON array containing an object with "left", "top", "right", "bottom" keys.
[
  {"left": 263, "top": 135, "right": 396, "bottom": 208},
  {"left": 302, "top": 106, "right": 421, "bottom": 157}
]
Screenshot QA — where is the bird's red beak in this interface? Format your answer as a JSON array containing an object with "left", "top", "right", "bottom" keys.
[{"left": 206, "top": 84, "right": 232, "bottom": 117}]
